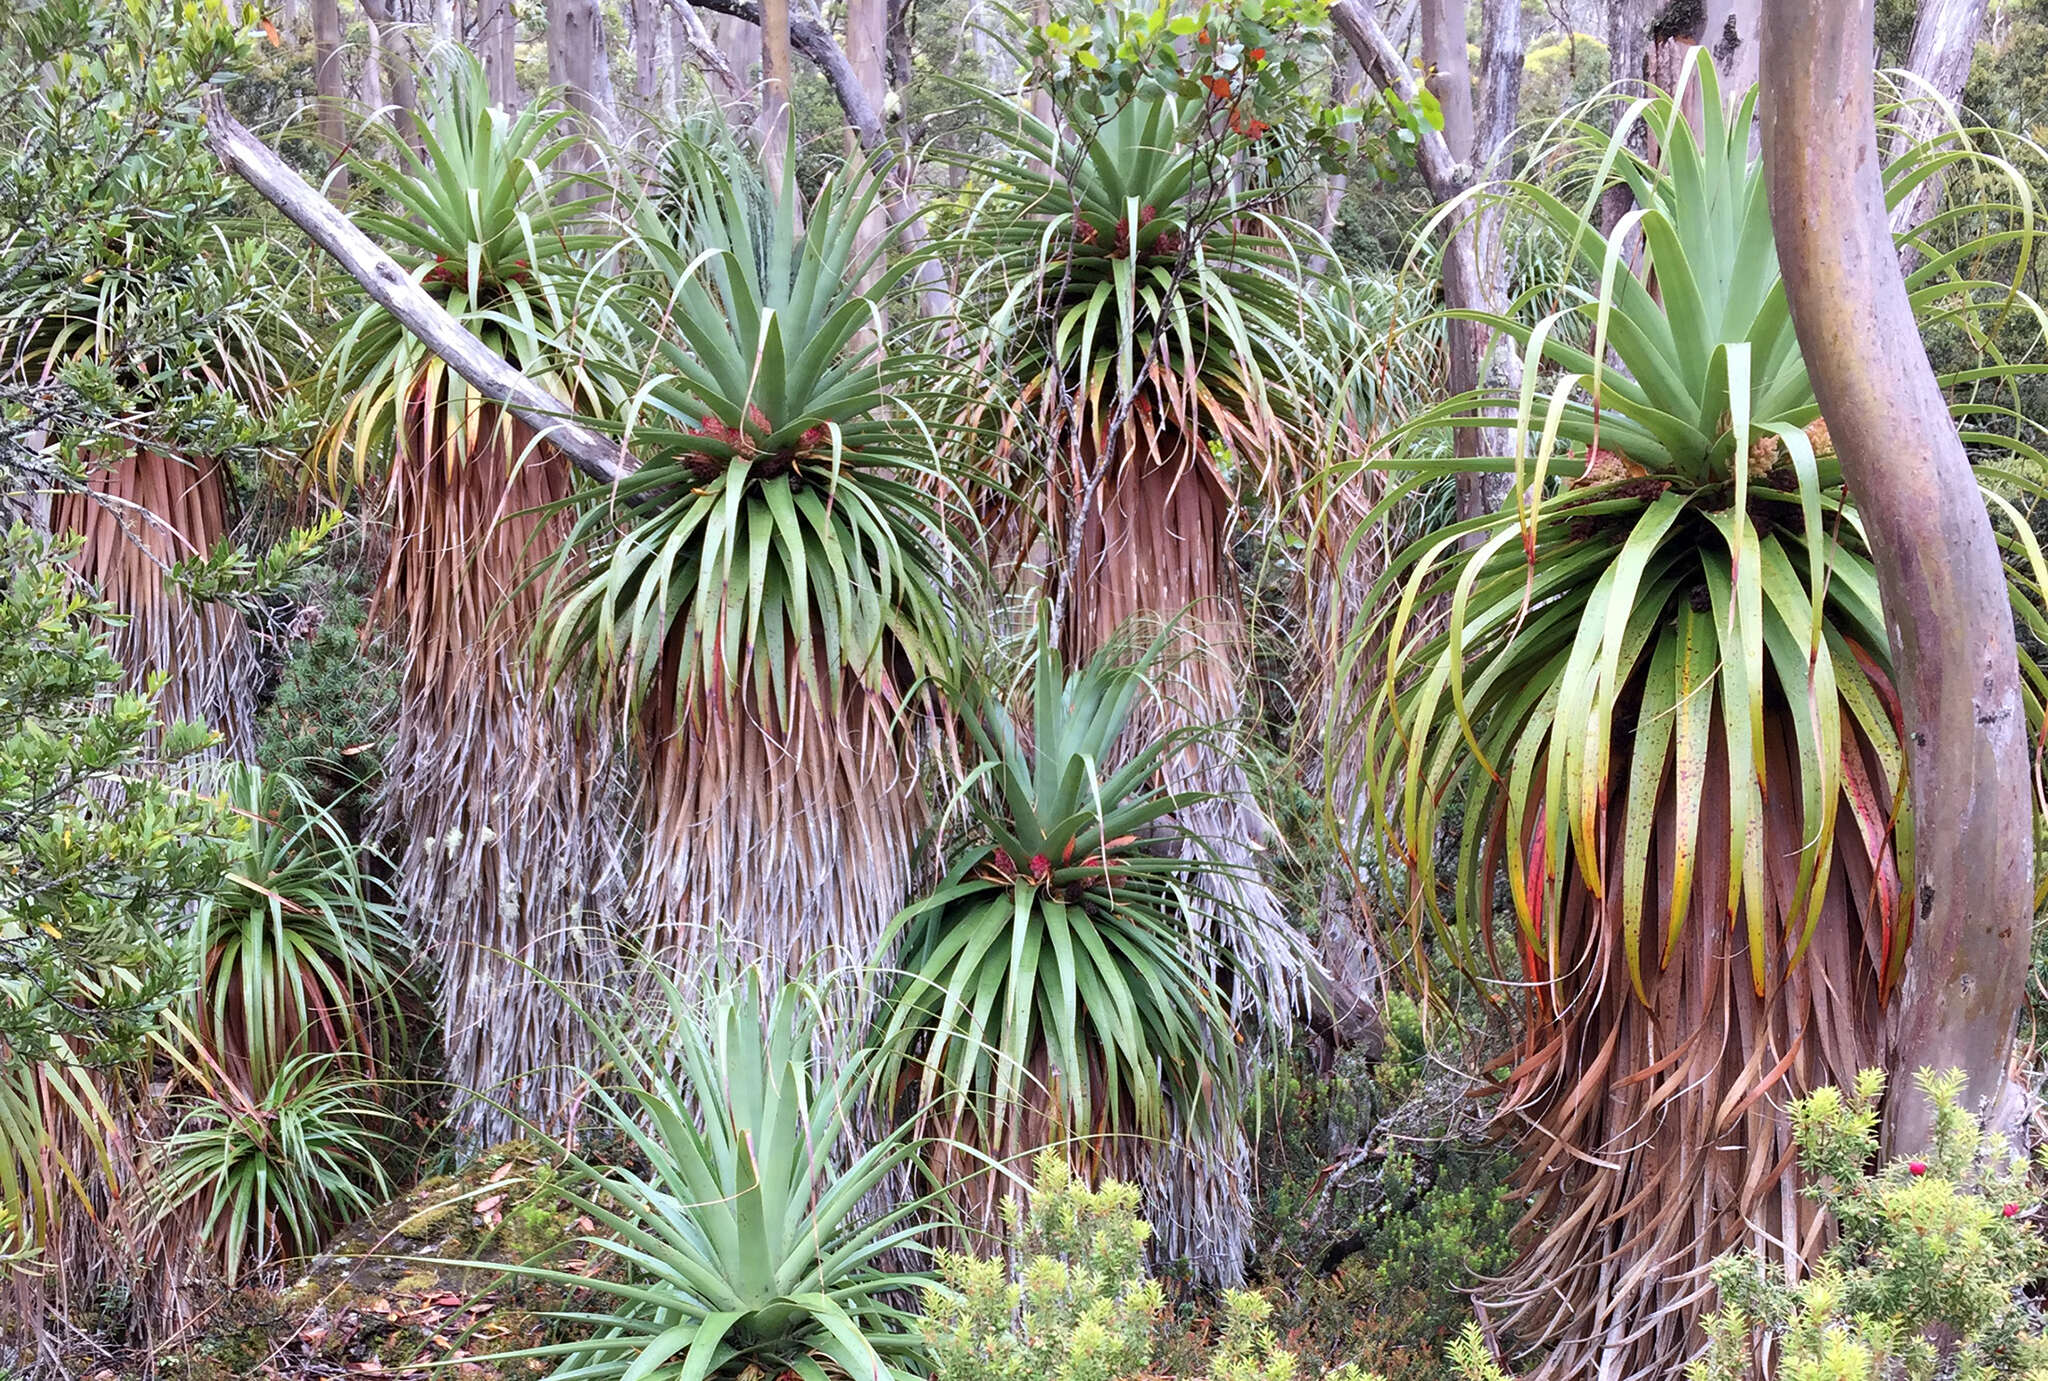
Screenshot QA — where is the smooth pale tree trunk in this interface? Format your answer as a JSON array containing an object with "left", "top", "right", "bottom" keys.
[
  {"left": 547, "top": 0, "right": 615, "bottom": 176},
  {"left": 718, "top": 12, "right": 763, "bottom": 124},
  {"left": 479, "top": 0, "right": 520, "bottom": 109},
  {"left": 761, "top": 0, "right": 792, "bottom": 189},
  {"left": 360, "top": 0, "right": 422, "bottom": 148},
  {"left": 631, "top": 0, "right": 662, "bottom": 117},
  {"left": 1701, "top": 0, "right": 1762, "bottom": 94},
  {"left": 1762, "top": 0, "right": 2030, "bottom": 1151},
  {"left": 1418, "top": 0, "right": 1473, "bottom": 163},
  {"left": 363, "top": 5, "right": 387, "bottom": 117},
  {"left": 1339, "top": 0, "right": 1522, "bottom": 522},
  {"left": 1891, "top": 0, "right": 1990, "bottom": 240},
  {"left": 313, "top": 0, "right": 348, "bottom": 190},
  {"left": 1315, "top": 51, "right": 1363, "bottom": 255},
  {"left": 846, "top": 0, "right": 889, "bottom": 298}
]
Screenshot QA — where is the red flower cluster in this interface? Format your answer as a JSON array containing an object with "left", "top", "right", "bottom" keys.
[
  {"left": 421, "top": 253, "right": 529, "bottom": 289},
  {"left": 1228, "top": 107, "right": 1270, "bottom": 139},
  {"left": 679, "top": 406, "right": 831, "bottom": 481}
]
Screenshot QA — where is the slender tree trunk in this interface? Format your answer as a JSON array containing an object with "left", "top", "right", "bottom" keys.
[
  {"left": 1344, "top": 0, "right": 1522, "bottom": 521},
  {"left": 1315, "top": 51, "right": 1363, "bottom": 260},
  {"left": 717, "top": 10, "right": 763, "bottom": 125},
  {"left": 1890, "top": 0, "right": 1989, "bottom": 239},
  {"left": 846, "top": 0, "right": 889, "bottom": 299},
  {"left": 547, "top": 0, "right": 614, "bottom": 174},
  {"left": 313, "top": 0, "right": 348, "bottom": 190},
  {"left": 761, "top": 0, "right": 792, "bottom": 187},
  {"left": 632, "top": 0, "right": 662, "bottom": 117},
  {"left": 361, "top": 0, "right": 422, "bottom": 148},
  {"left": 1418, "top": 0, "right": 1474, "bottom": 163},
  {"left": 363, "top": 5, "right": 387, "bottom": 117},
  {"left": 885, "top": 0, "right": 912, "bottom": 106},
  {"left": 1701, "top": 0, "right": 1762, "bottom": 94},
  {"left": 478, "top": 0, "right": 520, "bottom": 109},
  {"left": 1599, "top": 0, "right": 1655, "bottom": 235},
  {"left": 1762, "top": 0, "right": 2030, "bottom": 1150}
]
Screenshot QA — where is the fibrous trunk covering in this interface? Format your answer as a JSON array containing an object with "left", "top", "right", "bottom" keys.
[
  {"left": 52, "top": 448, "right": 257, "bottom": 761},
  {"left": 632, "top": 661, "right": 919, "bottom": 1015},
  {"left": 1493, "top": 708, "right": 1893, "bottom": 1379},
  {"left": 375, "top": 396, "right": 627, "bottom": 1146},
  {"left": 1061, "top": 414, "right": 1302, "bottom": 1284}
]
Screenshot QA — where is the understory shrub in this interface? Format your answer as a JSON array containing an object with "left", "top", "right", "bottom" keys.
[
  {"left": 926, "top": 1151, "right": 1379, "bottom": 1380},
  {"left": 1690, "top": 1068, "right": 2048, "bottom": 1381},
  {"left": 1252, "top": 1036, "right": 1520, "bottom": 1381}
]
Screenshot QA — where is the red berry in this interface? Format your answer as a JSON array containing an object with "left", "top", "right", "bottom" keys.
[
  {"left": 1909, "top": 1161, "right": 1927, "bottom": 1176},
  {"left": 2005, "top": 1203, "right": 2021, "bottom": 1218}
]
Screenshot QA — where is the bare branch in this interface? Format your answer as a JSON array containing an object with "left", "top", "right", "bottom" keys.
[{"left": 199, "top": 93, "right": 634, "bottom": 487}]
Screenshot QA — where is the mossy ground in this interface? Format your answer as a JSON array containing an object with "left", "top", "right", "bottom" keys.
[{"left": 75, "top": 1142, "right": 593, "bottom": 1381}]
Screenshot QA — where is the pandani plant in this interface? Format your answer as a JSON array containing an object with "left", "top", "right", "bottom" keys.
[
  {"left": 948, "top": 78, "right": 1338, "bottom": 1281},
  {"left": 322, "top": 55, "right": 631, "bottom": 1145},
  {"left": 949, "top": 83, "right": 1332, "bottom": 1016},
  {"left": 438, "top": 968, "right": 938, "bottom": 1381},
  {"left": 536, "top": 133, "right": 959, "bottom": 1004},
  {"left": 869, "top": 608, "right": 1256, "bottom": 1261},
  {"left": 1328, "top": 58, "right": 2048, "bottom": 1379},
  {"left": 3, "top": 188, "right": 296, "bottom": 764}
]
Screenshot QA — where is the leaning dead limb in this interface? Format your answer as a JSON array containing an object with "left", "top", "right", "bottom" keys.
[{"left": 199, "top": 92, "right": 636, "bottom": 488}]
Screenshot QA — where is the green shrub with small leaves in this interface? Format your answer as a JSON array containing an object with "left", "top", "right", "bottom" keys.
[
  {"left": 1688, "top": 1068, "right": 2048, "bottom": 1381},
  {"left": 927, "top": 1152, "right": 1382, "bottom": 1381}
]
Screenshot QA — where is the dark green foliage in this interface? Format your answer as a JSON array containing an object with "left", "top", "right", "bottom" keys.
[
  {"left": 254, "top": 557, "right": 400, "bottom": 814},
  {"left": 0, "top": 523, "right": 235, "bottom": 1061},
  {"left": 1250, "top": 1038, "right": 1521, "bottom": 1381}
]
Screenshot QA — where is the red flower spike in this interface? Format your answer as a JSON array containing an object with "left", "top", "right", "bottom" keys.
[{"left": 1909, "top": 1161, "right": 1927, "bottom": 1176}]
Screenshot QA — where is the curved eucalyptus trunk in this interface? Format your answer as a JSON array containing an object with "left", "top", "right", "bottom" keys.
[{"left": 1761, "top": 0, "right": 2029, "bottom": 1151}]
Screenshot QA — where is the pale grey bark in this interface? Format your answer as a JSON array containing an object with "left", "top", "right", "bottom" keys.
[
  {"left": 760, "top": 0, "right": 793, "bottom": 190},
  {"left": 478, "top": 0, "right": 521, "bottom": 109},
  {"left": 360, "top": 0, "right": 423, "bottom": 147},
  {"left": 1331, "top": 0, "right": 1524, "bottom": 519},
  {"left": 1761, "top": 0, "right": 2030, "bottom": 1152},
  {"left": 546, "top": 0, "right": 616, "bottom": 168},
  {"left": 1890, "top": 0, "right": 1990, "bottom": 238}
]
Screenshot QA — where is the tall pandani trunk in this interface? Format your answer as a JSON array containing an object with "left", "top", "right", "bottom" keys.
[
  {"left": 1054, "top": 401, "right": 1305, "bottom": 1285},
  {"left": 375, "top": 393, "right": 628, "bottom": 1146},
  {"left": 50, "top": 448, "right": 258, "bottom": 763},
  {"left": 632, "top": 653, "right": 922, "bottom": 1019},
  {"left": 1491, "top": 704, "right": 1893, "bottom": 1379}
]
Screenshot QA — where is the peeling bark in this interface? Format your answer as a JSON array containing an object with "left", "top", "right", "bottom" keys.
[{"left": 1761, "top": 0, "right": 2029, "bottom": 1150}]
